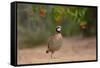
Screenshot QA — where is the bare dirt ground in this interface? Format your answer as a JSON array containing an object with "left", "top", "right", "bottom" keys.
[{"left": 17, "top": 37, "right": 96, "bottom": 64}]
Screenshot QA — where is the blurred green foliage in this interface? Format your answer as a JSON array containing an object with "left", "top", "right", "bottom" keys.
[{"left": 17, "top": 3, "right": 97, "bottom": 49}]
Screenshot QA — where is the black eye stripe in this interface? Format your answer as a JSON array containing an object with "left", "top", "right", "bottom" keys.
[
  {"left": 56, "top": 26, "right": 61, "bottom": 30},
  {"left": 57, "top": 27, "right": 60, "bottom": 28}
]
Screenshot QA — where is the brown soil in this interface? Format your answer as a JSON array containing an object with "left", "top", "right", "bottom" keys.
[{"left": 17, "top": 37, "right": 96, "bottom": 64}]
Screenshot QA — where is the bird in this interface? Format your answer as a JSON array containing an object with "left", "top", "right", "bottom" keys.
[{"left": 46, "top": 26, "right": 63, "bottom": 59}]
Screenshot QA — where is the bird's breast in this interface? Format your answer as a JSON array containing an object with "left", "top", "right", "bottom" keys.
[
  {"left": 48, "top": 34, "right": 63, "bottom": 51},
  {"left": 55, "top": 33, "right": 62, "bottom": 40}
]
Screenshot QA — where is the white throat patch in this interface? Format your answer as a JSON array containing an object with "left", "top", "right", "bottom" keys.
[{"left": 57, "top": 27, "right": 61, "bottom": 31}]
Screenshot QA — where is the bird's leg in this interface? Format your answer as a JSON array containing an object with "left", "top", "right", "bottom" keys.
[
  {"left": 51, "top": 52, "right": 53, "bottom": 59},
  {"left": 51, "top": 51, "right": 54, "bottom": 59}
]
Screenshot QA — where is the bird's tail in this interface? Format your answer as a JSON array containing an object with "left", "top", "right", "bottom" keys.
[{"left": 46, "top": 50, "right": 49, "bottom": 54}]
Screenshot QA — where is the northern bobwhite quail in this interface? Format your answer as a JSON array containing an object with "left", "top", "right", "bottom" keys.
[{"left": 46, "top": 26, "right": 63, "bottom": 59}]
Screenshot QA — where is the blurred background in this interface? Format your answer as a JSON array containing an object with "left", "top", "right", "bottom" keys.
[{"left": 17, "top": 3, "right": 97, "bottom": 49}]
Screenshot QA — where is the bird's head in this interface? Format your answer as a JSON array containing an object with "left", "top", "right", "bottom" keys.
[{"left": 56, "top": 26, "right": 61, "bottom": 33}]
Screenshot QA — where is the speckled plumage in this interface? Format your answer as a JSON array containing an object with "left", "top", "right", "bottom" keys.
[
  {"left": 46, "top": 33, "right": 63, "bottom": 58},
  {"left": 48, "top": 33, "right": 62, "bottom": 51}
]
